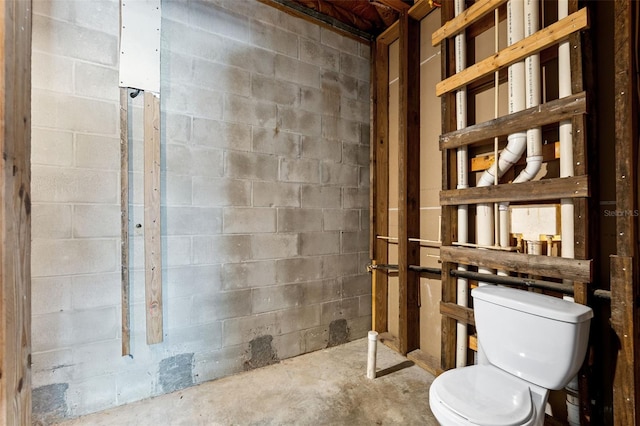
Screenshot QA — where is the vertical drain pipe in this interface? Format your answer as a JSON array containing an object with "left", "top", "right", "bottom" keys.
[
  {"left": 454, "top": 0, "right": 469, "bottom": 368},
  {"left": 367, "top": 331, "right": 378, "bottom": 379},
  {"left": 558, "top": 0, "right": 578, "bottom": 423}
]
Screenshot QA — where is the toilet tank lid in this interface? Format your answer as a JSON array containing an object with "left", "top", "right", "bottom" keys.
[{"left": 472, "top": 286, "right": 594, "bottom": 323}]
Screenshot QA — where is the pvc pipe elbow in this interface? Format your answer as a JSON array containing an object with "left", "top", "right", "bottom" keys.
[{"left": 513, "top": 155, "right": 543, "bottom": 183}]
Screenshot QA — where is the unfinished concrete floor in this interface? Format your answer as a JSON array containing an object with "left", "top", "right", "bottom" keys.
[{"left": 56, "top": 338, "right": 439, "bottom": 425}]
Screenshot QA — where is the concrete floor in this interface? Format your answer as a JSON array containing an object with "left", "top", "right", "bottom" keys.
[{"left": 57, "top": 338, "right": 439, "bottom": 425}]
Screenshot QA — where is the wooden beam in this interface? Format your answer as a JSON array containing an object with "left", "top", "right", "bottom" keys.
[
  {"left": 120, "top": 88, "right": 131, "bottom": 356},
  {"left": 397, "top": 12, "right": 420, "bottom": 355},
  {"left": 377, "top": 0, "right": 410, "bottom": 12},
  {"left": 440, "top": 92, "right": 587, "bottom": 150},
  {"left": 440, "top": 175, "right": 589, "bottom": 206},
  {"left": 373, "top": 39, "right": 390, "bottom": 333},
  {"left": 441, "top": 246, "right": 592, "bottom": 283},
  {"left": 377, "top": 20, "right": 399, "bottom": 45},
  {"left": 408, "top": 0, "right": 435, "bottom": 21},
  {"left": 431, "top": 0, "right": 507, "bottom": 46},
  {"left": 440, "top": 302, "right": 475, "bottom": 327},
  {"left": 436, "top": 8, "right": 589, "bottom": 96},
  {"left": 470, "top": 142, "right": 559, "bottom": 172},
  {"left": 612, "top": 1, "right": 640, "bottom": 423},
  {"left": 0, "top": 0, "right": 32, "bottom": 423},
  {"left": 144, "top": 92, "right": 163, "bottom": 345}
]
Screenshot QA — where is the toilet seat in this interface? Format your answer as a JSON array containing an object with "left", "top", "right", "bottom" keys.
[{"left": 430, "top": 365, "right": 535, "bottom": 426}]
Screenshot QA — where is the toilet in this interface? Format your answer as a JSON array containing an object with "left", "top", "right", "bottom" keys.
[{"left": 429, "top": 285, "right": 593, "bottom": 426}]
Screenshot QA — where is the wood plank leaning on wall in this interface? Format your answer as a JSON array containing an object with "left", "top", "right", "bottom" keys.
[{"left": 0, "top": 0, "right": 32, "bottom": 424}]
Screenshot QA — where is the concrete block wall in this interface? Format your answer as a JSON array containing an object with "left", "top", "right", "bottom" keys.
[{"left": 30, "top": 0, "right": 371, "bottom": 422}]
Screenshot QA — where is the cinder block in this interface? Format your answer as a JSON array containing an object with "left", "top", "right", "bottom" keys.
[
  {"left": 252, "top": 128, "right": 300, "bottom": 157},
  {"left": 223, "top": 94, "right": 276, "bottom": 128},
  {"left": 339, "top": 97, "right": 369, "bottom": 123},
  {"left": 32, "top": 239, "right": 117, "bottom": 277},
  {"left": 252, "top": 284, "right": 303, "bottom": 314},
  {"left": 252, "top": 74, "right": 299, "bottom": 107},
  {"left": 67, "top": 375, "right": 117, "bottom": 417},
  {"left": 277, "top": 106, "right": 321, "bottom": 136},
  {"left": 32, "top": 276, "right": 71, "bottom": 315},
  {"left": 320, "top": 162, "right": 359, "bottom": 187},
  {"left": 277, "top": 208, "right": 322, "bottom": 232},
  {"left": 341, "top": 274, "right": 370, "bottom": 298},
  {"left": 250, "top": 20, "right": 298, "bottom": 57},
  {"left": 223, "top": 207, "right": 276, "bottom": 234},
  {"left": 343, "top": 143, "right": 370, "bottom": 167},
  {"left": 321, "top": 253, "right": 359, "bottom": 279},
  {"left": 321, "top": 70, "right": 358, "bottom": 99},
  {"left": 192, "top": 177, "right": 251, "bottom": 207},
  {"left": 164, "top": 173, "right": 193, "bottom": 206},
  {"left": 320, "top": 297, "right": 360, "bottom": 325},
  {"left": 272, "top": 331, "right": 303, "bottom": 360},
  {"left": 164, "top": 113, "right": 192, "bottom": 144},
  {"left": 32, "top": 203, "right": 72, "bottom": 239},
  {"left": 161, "top": 51, "right": 194, "bottom": 86},
  {"left": 71, "top": 272, "right": 120, "bottom": 313},
  {"left": 74, "top": 62, "right": 119, "bottom": 101},
  {"left": 162, "top": 322, "right": 223, "bottom": 354},
  {"left": 300, "top": 87, "right": 340, "bottom": 116},
  {"left": 32, "top": 307, "right": 119, "bottom": 352},
  {"left": 221, "top": 311, "right": 279, "bottom": 347},
  {"left": 32, "top": 383, "right": 69, "bottom": 424},
  {"left": 192, "top": 289, "right": 252, "bottom": 322},
  {"left": 221, "top": 260, "right": 277, "bottom": 290},
  {"left": 340, "top": 52, "right": 370, "bottom": 81},
  {"left": 301, "top": 279, "right": 342, "bottom": 305},
  {"left": 192, "top": 346, "right": 246, "bottom": 384},
  {"left": 192, "top": 118, "right": 251, "bottom": 151},
  {"left": 32, "top": 51, "right": 73, "bottom": 93},
  {"left": 193, "top": 60, "right": 251, "bottom": 96},
  {"left": 320, "top": 28, "right": 359, "bottom": 55},
  {"left": 253, "top": 181, "right": 300, "bottom": 208},
  {"left": 359, "top": 294, "right": 372, "bottom": 317},
  {"left": 360, "top": 123, "right": 371, "bottom": 145},
  {"left": 343, "top": 187, "right": 369, "bottom": 209},
  {"left": 166, "top": 144, "right": 224, "bottom": 178},
  {"left": 32, "top": 15, "right": 118, "bottom": 66},
  {"left": 359, "top": 166, "right": 370, "bottom": 189},
  {"left": 276, "top": 257, "right": 323, "bottom": 284},
  {"left": 321, "top": 116, "right": 360, "bottom": 144},
  {"left": 193, "top": 235, "right": 252, "bottom": 264},
  {"left": 300, "top": 136, "right": 342, "bottom": 163},
  {"left": 115, "top": 368, "right": 154, "bottom": 406},
  {"left": 341, "top": 231, "right": 369, "bottom": 253},
  {"left": 165, "top": 265, "right": 222, "bottom": 299},
  {"left": 277, "top": 305, "right": 321, "bottom": 334},
  {"left": 164, "top": 236, "right": 193, "bottom": 267},
  {"left": 164, "top": 296, "right": 193, "bottom": 331},
  {"left": 299, "top": 232, "right": 340, "bottom": 256},
  {"left": 323, "top": 209, "right": 360, "bottom": 231},
  {"left": 279, "top": 15, "right": 321, "bottom": 42},
  {"left": 251, "top": 234, "right": 299, "bottom": 260},
  {"left": 275, "top": 55, "right": 320, "bottom": 89},
  {"left": 303, "top": 325, "right": 329, "bottom": 352},
  {"left": 75, "top": 134, "right": 119, "bottom": 170},
  {"left": 188, "top": 1, "right": 250, "bottom": 42},
  {"left": 226, "top": 151, "right": 279, "bottom": 181},
  {"left": 31, "top": 128, "right": 73, "bottom": 167},
  {"left": 165, "top": 206, "right": 222, "bottom": 235},
  {"left": 280, "top": 158, "right": 320, "bottom": 184},
  {"left": 301, "top": 185, "right": 341, "bottom": 209},
  {"left": 72, "top": 204, "right": 119, "bottom": 238},
  {"left": 357, "top": 80, "right": 370, "bottom": 103},
  {"left": 359, "top": 43, "right": 371, "bottom": 60},
  {"left": 32, "top": 90, "right": 117, "bottom": 135},
  {"left": 164, "top": 84, "right": 224, "bottom": 119},
  {"left": 348, "top": 315, "right": 372, "bottom": 340},
  {"left": 300, "top": 39, "right": 339, "bottom": 71}
]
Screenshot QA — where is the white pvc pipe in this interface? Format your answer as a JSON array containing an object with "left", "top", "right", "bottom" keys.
[
  {"left": 367, "top": 331, "right": 378, "bottom": 379},
  {"left": 454, "top": 0, "right": 468, "bottom": 368}
]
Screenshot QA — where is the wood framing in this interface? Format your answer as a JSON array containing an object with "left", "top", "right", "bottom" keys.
[
  {"left": 0, "top": 0, "right": 32, "bottom": 423},
  {"left": 431, "top": 0, "right": 506, "bottom": 46},
  {"left": 611, "top": 1, "right": 640, "bottom": 423},
  {"left": 120, "top": 88, "right": 131, "bottom": 356},
  {"left": 397, "top": 11, "right": 420, "bottom": 355},
  {"left": 144, "top": 92, "right": 163, "bottom": 345}
]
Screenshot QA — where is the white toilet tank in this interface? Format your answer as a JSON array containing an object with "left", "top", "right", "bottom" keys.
[{"left": 472, "top": 285, "right": 593, "bottom": 390}]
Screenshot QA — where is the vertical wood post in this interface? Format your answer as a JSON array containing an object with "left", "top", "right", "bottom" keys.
[
  {"left": 120, "top": 88, "right": 131, "bottom": 356},
  {"left": 0, "top": 0, "right": 32, "bottom": 423},
  {"left": 398, "top": 12, "right": 421, "bottom": 355},
  {"left": 611, "top": 0, "right": 640, "bottom": 423},
  {"left": 144, "top": 92, "right": 163, "bottom": 344}
]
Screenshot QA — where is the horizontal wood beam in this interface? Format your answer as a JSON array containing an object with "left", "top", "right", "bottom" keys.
[
  {"left": 431, "top": 0, "right": 507, "bottom": 46},
  {"left": 440, "top": 92, "right": 587, "bottom": 150},
  {"left": 377, "top": 19, "right": 399, "bottom": 45},
  {"left": 441, "top": 246, "right": 592, "bottom": 282},
  {"left": 408, "top": 0, "right": 436, "bottom": 20},
  {"left": 440, "top": 302, "right": 475, "bottom": 326},
  {"left": 440, "top": 175, "right": 589, "bottom": 205},
  {"left": 377, "top": 0, "right": 410, "bottom": 12},
  {"left": 436, "top": 8, "right": 588, "bottom": 96}
]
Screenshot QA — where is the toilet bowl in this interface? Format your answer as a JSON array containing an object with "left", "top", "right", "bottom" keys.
[{"left": 429, "top": 286, "right": 593, "bottom": 426}]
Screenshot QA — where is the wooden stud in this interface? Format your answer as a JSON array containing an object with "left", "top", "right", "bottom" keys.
[
  {"left": 144, "top": 91, "right": 163, "bottom": 345},
  {"left": 397, "top": 12, "right": 420, "bottom": 355},
  {"left": 408, "top": 0, "right": 436, "bottom": 21},
  {"left": 436, "top": 8, "right": 589, "bottom": 96},
  {"left": 439, "top": 302, "right": 475, "bottom": 327},
  {"left": 0, "top": 0, "right": 32, "bottom": 423},
  {"left": 431, "top": 0, "right": 507, "bottom": 46},
  {"left": 120, "top": 88, "right": 131, "bottom": 356}
]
